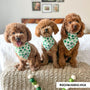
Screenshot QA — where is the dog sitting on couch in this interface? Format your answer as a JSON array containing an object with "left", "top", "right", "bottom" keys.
[
  {"left": 4, "top": 23, "right": 41, "bottom": 71},
  {"left": 35, "top": 19, "right": 59, "bottom": 68},
  {"left": 58, "top": 13, "right": 85, "bottom": 68}
]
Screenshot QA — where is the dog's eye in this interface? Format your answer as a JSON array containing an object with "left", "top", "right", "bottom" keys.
[
  {"left": 20, "top": 32, "right": 23, "bottom": 34},
  {"left": 76, "top": 20, "right": 79, "bottom": 23},
  {"left": 69, "top": 21, "right": 72, "bottom": 24},
  {"left": 12, "top": 32, "right": 15, "bottom": 34}
]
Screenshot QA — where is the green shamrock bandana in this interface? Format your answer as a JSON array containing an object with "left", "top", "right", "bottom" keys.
[
  {"left": 63, "top": 33, "right": 78, "bottom": 50},
  {"left": 42, "top": 36, "right": 55, "bottom": 51},
  {"left": 15, "top": 42, "right": 31, "bottom": 59}
]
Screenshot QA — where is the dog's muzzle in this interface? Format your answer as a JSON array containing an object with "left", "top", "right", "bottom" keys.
[{"left": 16, "top": 37, "right": 21, "bottom": 42}]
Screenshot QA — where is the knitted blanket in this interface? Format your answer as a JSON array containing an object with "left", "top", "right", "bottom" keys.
[{"left": 0, "top": 62, "right": 90, "bottom": 90}]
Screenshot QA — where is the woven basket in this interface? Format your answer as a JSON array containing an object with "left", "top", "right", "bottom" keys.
[{"left": 0, "top": 62, "right": 90, "bottom": 90}]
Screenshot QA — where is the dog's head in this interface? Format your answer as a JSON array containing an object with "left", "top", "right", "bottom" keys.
[
  {"left": 35, "top": 19, "right": 59, "bottom": 37},
  {"left": 61, "top": 13, "right": 85, "bottom": 39},
  {"left": 4, "top": 23, "right": 31, "bottom": 47}
]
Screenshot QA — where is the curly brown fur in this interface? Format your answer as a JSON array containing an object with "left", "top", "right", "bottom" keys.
[
  {"left": 4, "top": 23, "right": 41, "bottom": 71},
  {"left": 58, "top": 13, "right": 85, "bottom": 68},
  {"left": 35, "top": 19, "right": 59, "bottom": 68}
]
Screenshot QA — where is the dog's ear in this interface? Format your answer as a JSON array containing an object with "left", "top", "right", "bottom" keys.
[
  {"left": 35, "top": 25, "right": 41, "bottom": 37},
  {"left": 77, "top": 22, "right": 85, "bottom": 37},
  {"left": 26, "top": 27, "right": 32, "bottom": 41},
  {"left": 61, "top": 21, "right": 68, "bottom": 39},
  {"left": 50, "top": 21, "right": 59, "bottom": 34},
  {"left": 4, "top": 27, "right": 11, "bottom": 43}
]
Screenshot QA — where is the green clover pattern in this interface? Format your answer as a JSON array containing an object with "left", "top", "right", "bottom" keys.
[
  {"left": 15, "top": 42, "right": 31, "bottom": 59},
  {"left": 63, "top": 33, "right": 78, "bottom": 50},
  {"left": 42, "top": 36, "right": 55, "bottom": 51}
]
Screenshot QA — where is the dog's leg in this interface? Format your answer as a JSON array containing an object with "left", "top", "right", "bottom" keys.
[
  {"left": 59, "top": 49, "right": 66, "bottom": 69},
  {"left": 34, "top": 52, "right": 41, "bottom": 70},
  {"left": 70, "top": 50, "right": 78, "bottom": 68},
  {"left": 15, "top": 60, "right": 26, "bottom": 71},
  {"left": 28, "top": 58, "right": 36, "bottom": 71},
  {"left": 15, "top": 63, "right": 20, "bottom": 68},
  {"left": 41, "top": 49, "right": 49, "bottom": 66},
  {"left": 52, "top": 52, "right": 59, "bottom": 68}
]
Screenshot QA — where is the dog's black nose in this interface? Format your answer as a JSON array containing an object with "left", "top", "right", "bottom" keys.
[
  {"left": 45, "top": 29, "right": 48, "bottom": 32},
  {"left": 73, "top": 25, "right": 77, "bottom": 29},
  {"left": 16, "top": 37, "right": 20, "bottom": 41}
]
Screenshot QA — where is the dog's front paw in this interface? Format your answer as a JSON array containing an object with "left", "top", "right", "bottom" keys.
[
  {"left": 15, "top": 64, "right": 25, "bottom": 71},
  {"left": 30, "top": 65, "right": 40, "bottom": 71},
  {"left": 53, "top": 64, "right": 60, "bottom": 68},
  {"left": 18, "top": 66, "right": 25, "bottom": 71},
  {"left": 59, "top": 60, "right": 66, "bottom": 69},
  {"left": 70, "top": 63, "right": 77, "bottom": 68},
  {"left": 34, "top": 63, "right": 40, "bottom": 68},
  {"left": 35, "top": 66, "right": 40, "bottom": 71},
  {"left": 70, "top": 59, "right": 77, "bottom": 68},
  {"left": 60, "top": 64, "right": 66, "bottom": 69},
  {"left": 15, "top": 64, "right": 20, "bottom": 68}
]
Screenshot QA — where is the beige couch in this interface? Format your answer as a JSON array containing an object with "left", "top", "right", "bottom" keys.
[{"left": 0, "top": 62, "right": 90, "bottom": 90}]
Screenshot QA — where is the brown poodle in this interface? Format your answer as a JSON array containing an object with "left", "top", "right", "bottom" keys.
[
  {"left": 58, "top": 13, "right": 85, "bottom": 68},
  {"left": 35, "top": 19, "right": 59, "bottom": 68},
  {"left": 4, "top": 23, "right": 41, "bottom": 71}
]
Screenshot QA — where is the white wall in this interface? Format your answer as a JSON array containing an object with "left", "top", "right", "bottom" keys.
[{"left": 0, "top": 0, "right": 90, "bottom": 34}]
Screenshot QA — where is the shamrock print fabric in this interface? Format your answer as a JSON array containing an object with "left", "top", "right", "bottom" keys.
[
  {"left": 42, "top": 36, "right": 55, "bottom": 51},
  {"left": 63, "top": 33, "right": 78, "bottom": 50},
  {"left": 15, "top": 42, "right": 31, "bottom": 59}
]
